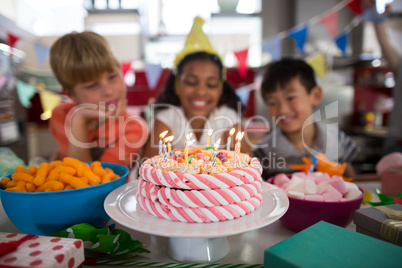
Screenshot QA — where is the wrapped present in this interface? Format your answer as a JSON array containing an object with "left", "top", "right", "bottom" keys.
[
  {"left": 264, "top": 221, "right": 402, "bottom": 267},
  {"left": 0, "top": 232, "right": 84, "bottom": 268},
  {"left": 354, "top": 204, "right": 402, "bottom": 246}
]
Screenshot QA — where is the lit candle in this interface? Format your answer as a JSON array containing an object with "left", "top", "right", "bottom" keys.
[
  {"left": 234, "top": 131, "right": 242, "bottom": 167},
  {"left": 213, "top": 138, "right": 221, "bottom": 167},
  {"left": 163, "top": 143, "right": 168, "bottom": 163},
  {"left": 207, "top": 129, "right": 213, "bottom": 147},
  {"left": 159, "top": 130, "right": 168, "bottom": 160},
  {"left": 226, "top": 128, "right": 235, "bottom": 151},
  {"left": 165, "top": 135, "right": 174, "bottom": 153},
  {"left": 184, "top": 133, "right": 193, "bottom": 165}
]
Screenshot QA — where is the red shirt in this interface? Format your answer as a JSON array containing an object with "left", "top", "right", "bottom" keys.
[{"left": 49, "top": 102, "right": 148, "bottom": 168}]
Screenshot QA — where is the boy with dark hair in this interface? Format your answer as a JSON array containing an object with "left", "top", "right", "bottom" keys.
[{"left": 254, "top": 58, "right": 359, "bottom": 179}]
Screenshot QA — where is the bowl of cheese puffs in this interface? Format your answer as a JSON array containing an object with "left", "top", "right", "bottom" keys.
[{"left": 0, "top": 157, "right": 128, "bottom": 235}]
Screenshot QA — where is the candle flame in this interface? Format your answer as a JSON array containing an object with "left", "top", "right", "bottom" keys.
[
  {"left": 229, "top": 128, "right": 235, "bottom": 135},
  {"left": 235, "top": 131, "right": 241, "bottom": 140},
  {"left": 164, "top": 135, "right": 174, "bottom": 143},
  {"left": 159, "top": 130, "right": 168, "bottom": 139},
  {"left": 188, "top": 139, "right": 196, "bottom": 146},
  {"left": 214, "top": 138, "right": 221, "bottom": 150},
  {"left": 208, "top": 129, "right": 213, "bottom": 136},
  {"left": 186, "top": 133, "right": 193, "bottom": 140}
]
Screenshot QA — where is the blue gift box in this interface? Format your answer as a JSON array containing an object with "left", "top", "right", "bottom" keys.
[{"left": 264, "top": 221, "right": 402, "bottom": 268}]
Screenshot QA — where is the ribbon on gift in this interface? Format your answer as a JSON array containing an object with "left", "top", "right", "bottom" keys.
[
  {"left": 380, "top": 219, "right": 402, "bottom": 245},
  {"left": 367, "top": 187, "right": 402, "bottom": 207},
  {"left": 51, "top": 223, "right": 149, "bottom": 258}
]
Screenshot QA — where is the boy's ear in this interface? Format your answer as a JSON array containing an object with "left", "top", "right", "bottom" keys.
[
  {"left": 311, "top": 85, "right": 323, "bottom": 105},
  {"left": 63, "top": 87, "right": 77, "bottom": 100}
]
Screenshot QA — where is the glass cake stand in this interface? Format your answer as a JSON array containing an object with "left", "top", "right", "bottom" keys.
[{"left": 104, "top": 181, "right": 289, "bottom": 263}]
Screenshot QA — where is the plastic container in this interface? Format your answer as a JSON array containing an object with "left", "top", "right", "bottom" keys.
[{"left": 0, "top": 162, "right": 129, "bottom": 235}]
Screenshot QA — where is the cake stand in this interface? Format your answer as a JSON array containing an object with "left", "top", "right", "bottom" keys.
[{"left": 104, "top": 181, "right": 289, "bottom": 263}]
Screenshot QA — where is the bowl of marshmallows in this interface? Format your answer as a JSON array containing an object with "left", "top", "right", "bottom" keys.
[{"left": 270, "top": 171, "right": 364, "bottom": 232}]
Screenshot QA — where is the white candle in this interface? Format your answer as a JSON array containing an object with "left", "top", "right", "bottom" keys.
[
  {"left": 226, "top": 128, "right": 235, "bottom": 151},
  {"left": 207, "top": 129, "right": 213, "bottom": 147},
  {"left": 213, "top": 138, "right": 221, "bottom": 167}
]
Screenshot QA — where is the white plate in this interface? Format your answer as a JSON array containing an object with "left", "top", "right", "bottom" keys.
[{"left": 104, "top": 181, "right": 289, "bottom": 238}]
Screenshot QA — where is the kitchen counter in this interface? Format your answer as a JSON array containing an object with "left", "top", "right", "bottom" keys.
[{"left": 0, "top": 181, "right": 381, "bottom": 266}]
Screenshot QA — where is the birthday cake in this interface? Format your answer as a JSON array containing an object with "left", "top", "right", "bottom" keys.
[{"left": 136, "top": 149, "right": 263, "bottom": 223}]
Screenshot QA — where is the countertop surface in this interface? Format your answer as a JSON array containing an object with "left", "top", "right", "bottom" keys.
[{"left": 0, "top": 181, "right": 382, "bottom": 266}]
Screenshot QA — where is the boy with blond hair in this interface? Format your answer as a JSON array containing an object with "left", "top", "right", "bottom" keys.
[{"left": 49, "top": 31, "right": 148, "bottom": 167}]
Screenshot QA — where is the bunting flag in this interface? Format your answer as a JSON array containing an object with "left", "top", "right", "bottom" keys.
[
  {"left": 235, "top": 86, "right": 251, "bottom": 106},
  {"left": 7, "top": 33, "right": 19, "bottom": 48},
  {"left": 15, "top": 80, "right": 36, "bottom": 108},
  {"left": 262, "top": 35, "right": 282, "bottom": 61},
  {"left": 346, "top": 0, "right": 363, "bottom": 15},
  {"left": 335, "top": 32, "right": 348, "bottom": 56},
  {"left": 145, "top": 63, "right": 163, "bottom": 90},
  {"left": 39, "top": 90, "right": 62, "bottom": 120},
  {"left": 234, "top": 48, "right": 249, "bottom": 79},
  {"left": 306, "top": 52, "right": 326, "bottom": 79},
  {"left": 34, "top": 42, "right": 50, "bottom": 68},
  {"left": 288, "top": 25, "right": 308, "bottom": 54},
  {"left": 120, "top": 62, "right": 131, "bottom": 76},
  {"left": 319, "top": 10, "right": 339, "bottom": 39}
]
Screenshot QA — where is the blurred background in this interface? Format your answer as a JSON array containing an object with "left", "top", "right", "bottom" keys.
[{"left": 0, "top": 0, "right": 401, "bottom": 174}]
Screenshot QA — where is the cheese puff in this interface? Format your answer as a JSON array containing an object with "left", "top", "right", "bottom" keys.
[
  {"left": 47, "top": 181, "right": 64, "bottom": 191},
  {"left": 11, "top": 173, "right": 34, "bottom": 183},
  {"left": 93, "top": 166, "right": 106, "bottom": 177},
  {"left": 27, "top": 165, "right": 38, "bottom": 175},
  {"left": 45, "top": 172, "right": 60, "bottom": 182},
  {"left": 26, "top": 183, "right": 36, "bottom": 192},
  {"left": 49, "top": 160, "right": 63, "bottom": 170},
  {"left": 5, "top": 186, "right": 27, "bottom": 192},
  {"left": 83, "top": 163, "right": 91, "bottom": 171},
  {"left": 104, "top": 167, "right": 114, "bottom": 174},
  {"left": 15, "top": 166, "right": 26, "bottom": 173},
  {"left": 5, "top": 181, "right": 17, "bottom": 188},
  {"left": 63, "top": 157, "right": 85, "bottom": 177},
  {"left": 91, "top": 161, "right": 102, "bottom": 169},
  {"left": 84, "top": 170, "right": 101, "bottom": 186},
  {"left": 102, "top": 173, "right": 119, "bottom": 184},
  {"left": 0, "top": 177, "right": 10, "bottom": 189},
  {"left": 59, "top": 173, "right": 89, "bottom": 189},
  {"left": 51, "top": 165, "right": 77, "bottom": 176},
  {"left": 16, "top": 181, "right": 26, "bottom": 188},
  {"left": 64, "top": 185, "right": 74, "bottom": 190},
  {"left": 33, "top": 163, "right": 50, "bottom": 186},
  {"left": 43, "top": 188, "right": 52, "bottom": 192}
]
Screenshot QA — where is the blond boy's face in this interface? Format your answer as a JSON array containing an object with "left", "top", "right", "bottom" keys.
[
  {"left": 264, "top": 77, "right": 322, "bottom": 135},
  {"left": 69, "top": 68, "right": 127, "bottom": 116}
]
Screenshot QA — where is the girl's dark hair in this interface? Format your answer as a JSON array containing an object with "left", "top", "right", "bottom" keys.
[
  {"left": 154, "top": 52, "right": 243, "bottom": 113},
  {"left": 260, "top": 58, "right": 317, "bottom": 100}
]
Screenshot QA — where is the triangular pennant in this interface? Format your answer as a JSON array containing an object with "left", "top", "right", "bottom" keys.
[
  {"left": 120, "top": 62, "right": 131, "bottom": 76},
  {"left": 145, "top": 63, "right": 163, "bottom": 90},
  {"left": 235, "top": 86, "right": 251, "bottom": 106},
  {"left": 288, "top": 25, "right": 308, "bottom": 54},
  {"left": 39, "top": 90, "right": 62, "bottom": 119},
  {"left": 346, "top": 0, "right": 363, "bottom": 15},
  {"left": 319, "top": 10, "right": 339, "bottom": 39},
  {"left": 7, "top": 33, "right": 19, "bottom": 48},
  {"left": 306, "top": 52, "right": 326, "bottom": 79},
  {"left": 335, "top": 32, "right": 348, "bottom": 56},
  {"left": 15, "top": 80, "right": 36, "bottom": 108},
  {"left": 262, "top": 35, "right": 282, "bottom": 61},
  {"left": 234, "top": 48, "right": 249, "bottom": 78},
  {"left": 34, "top": 42, "right": 50, "bottom": 68}
]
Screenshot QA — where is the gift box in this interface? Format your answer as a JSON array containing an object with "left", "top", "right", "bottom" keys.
[
  {"left": 380, "top": 168, "right": 402, "bottom": 197},
  {"left": 354, "top": 204, "right": 402, "bottom": 246},
  {"left": 264, "top": 221, "right": 402, "bottom": 268},
  {"left": 0, "top": 232, "right": 85, "bottom": 268}
]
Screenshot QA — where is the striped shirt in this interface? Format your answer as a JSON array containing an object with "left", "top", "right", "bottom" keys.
[
  {"left": 253, "top": 122, "right": 359, "bottom": 179},
  {"left": 49, "top": 102, "right": 148, "bottom": 168}
]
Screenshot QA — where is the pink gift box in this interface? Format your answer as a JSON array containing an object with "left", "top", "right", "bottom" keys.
[
  {"left": 381, "top": 167, "right": 402, "bottom": 197},
  {"left": 0, "top": 232, "right": 84, "bottom": 268}
]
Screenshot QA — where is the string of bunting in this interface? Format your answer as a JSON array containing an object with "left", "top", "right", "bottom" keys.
[{"left": 0, "top": 0, "right": 374, "bottom": 116}]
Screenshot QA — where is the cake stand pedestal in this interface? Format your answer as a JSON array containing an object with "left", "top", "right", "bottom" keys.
[{"left": 104, "top": 181, "right": 289, "bottom": 263}]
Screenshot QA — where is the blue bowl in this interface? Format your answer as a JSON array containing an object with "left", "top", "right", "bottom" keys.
[{"left": 0, "top": 162, "right": 128, "bottom": 235}]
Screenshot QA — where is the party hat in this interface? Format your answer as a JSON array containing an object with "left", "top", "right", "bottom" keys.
[{"left": 174, "top": 16, "right": 221, "bottom": 67}]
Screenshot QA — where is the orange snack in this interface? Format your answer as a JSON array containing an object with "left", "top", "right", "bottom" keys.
[
  {"left": 15, "top": 166, "right": 26, "bottom": 173},
  {"left": 33, "top": 163, "right": 50, "bottom": 186},
  {"left": 63, "top": 157, "right": 85, "bottom": 177},
  {"left": 11, "top": 173, "right": 34, "bottom": 183},
  {"left": 0, "top": 177, "right": 10, "bottom": 188}
]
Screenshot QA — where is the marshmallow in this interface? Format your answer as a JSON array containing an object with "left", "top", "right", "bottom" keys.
[
  {"left": 286, "top": 175, "right": 304, "bottom": 191},
  {"left": 314, "top": 173, "right": 331, "bottom": 184},
  {"left": 344, "top": 181, "right": 359, "bottom": 191},
  {"left": 312, "top": 172, "right": 323, "bottom": 177},
  {"left": 323, "top": 185, "right": 342, "bottom": 200},
  {"left": 329, "top": 176, "right": 348, "bottom": 195},
  {"left": 292, "top": 172, "right": 307, "bottom": 179},
  {"left": 304, "top": 179, "right": 317, "bottom": 194},
  {"left": 323, "top": 192, "right": 339, "bottom": 202},
  {"left": 288, "top": 190, "right": 305, "bottom": 199},
  {"left": 274, "top": 173, "right": 290, "bottom": 188},
  {"left": 344, "top": 188, "right": 362, "bottom": 200},
  {"left": 316, "top": 181, "right": 328, "bottom": 195},
  {"left": 281, "top": 182, "right": 289, "bottom": 190},
  {"left": 305, "top": 194, "right": 324, "bottom": 202}
]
